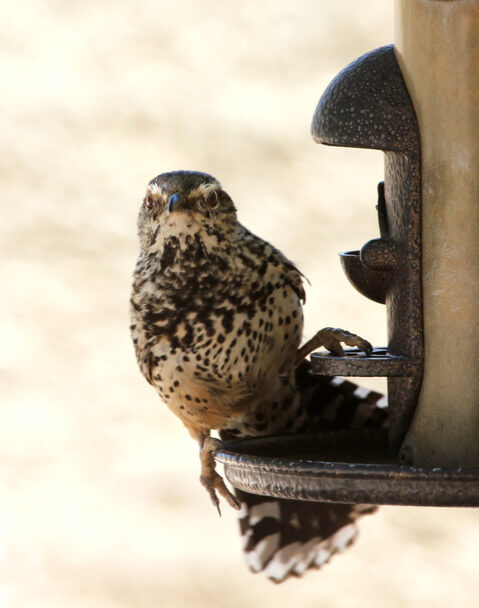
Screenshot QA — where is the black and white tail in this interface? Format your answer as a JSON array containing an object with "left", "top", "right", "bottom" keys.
[{"left": 224, "top": 362, "right": 388, "bottom": 582}]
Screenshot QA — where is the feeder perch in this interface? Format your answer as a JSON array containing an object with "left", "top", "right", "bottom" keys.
[{"left": 216, "top": 1, "right": 479, "bottom": 507}]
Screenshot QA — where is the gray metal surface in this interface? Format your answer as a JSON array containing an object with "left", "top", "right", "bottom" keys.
[
  {"left": 311, "top": 45, "right": 423, "bottom": 450},
  {"left": 216, "top": 431, "right": 479, "bottom": 506}
]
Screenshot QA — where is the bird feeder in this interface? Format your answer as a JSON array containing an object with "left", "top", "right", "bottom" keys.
[{"left": 216, "top": 0, "right": 479, "bottom": 506}]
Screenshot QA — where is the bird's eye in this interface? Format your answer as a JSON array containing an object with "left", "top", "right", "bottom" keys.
[
  {"left": 145, "top": 195, "right": 155, "bottom": 211},
  {"left": 206, "top": 190, "right": 219, "bottom": 208}
]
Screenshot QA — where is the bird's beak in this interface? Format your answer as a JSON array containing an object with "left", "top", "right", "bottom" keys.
[{"left": 168, "top": 192, "right": 184, "bottom": 213}]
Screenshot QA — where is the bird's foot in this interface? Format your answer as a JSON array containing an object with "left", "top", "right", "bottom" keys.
[
  {"left": 294, "top": 326, "right": 372, "bottom": 366},
  {"left": 200, "top": 436, "right": 241, "bottom": 515}
]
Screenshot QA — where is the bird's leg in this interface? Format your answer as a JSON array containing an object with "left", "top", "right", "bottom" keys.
[
  {"left": 199, "top": 434, "right": 241, "bottom": 515},
  {"left": 293, "top": 326, "right": 373, "bottom": 367}
]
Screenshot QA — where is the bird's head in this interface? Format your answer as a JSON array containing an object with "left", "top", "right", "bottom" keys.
[{"left": 137, "top": 170, "right": 238, "bottom": 253}]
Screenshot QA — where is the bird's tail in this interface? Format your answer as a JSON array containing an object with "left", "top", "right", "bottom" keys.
[
  {"left": 223, "top": 362, "right": 388, "bottom": 582},
  {"left": 237, "top": 491, "right": 377, "bottom": 582}
]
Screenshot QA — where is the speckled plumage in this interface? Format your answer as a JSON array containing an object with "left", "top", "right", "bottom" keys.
[
  {"left": 130, "top": 171, "right": 307, "bottom": 443},
  {"left": 130, "top": 170, "right": 386, "bottom": 581}
]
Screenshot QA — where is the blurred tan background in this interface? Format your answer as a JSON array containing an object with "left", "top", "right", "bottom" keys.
[{"left": 1, "top": 1, "right": 477, "bottom": 606}]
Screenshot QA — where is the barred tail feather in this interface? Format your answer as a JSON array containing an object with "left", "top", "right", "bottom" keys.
[
  {"left": 226, "top": 362, "right": 388, "bottom": 582},
  {"left": 294, "top": 363, "right": 388, "bottom": 435},
  {"left": 236, "top": 490, "right": 377, "bottom": 582}
]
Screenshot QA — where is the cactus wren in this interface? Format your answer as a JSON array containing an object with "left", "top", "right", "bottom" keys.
[{"left": 130, "top": 170, "right": 386, "bottom": 581}]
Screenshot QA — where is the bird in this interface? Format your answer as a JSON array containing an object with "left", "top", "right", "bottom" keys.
[{"left": 130, "top": 170, "right": 387, "bottom": 581}]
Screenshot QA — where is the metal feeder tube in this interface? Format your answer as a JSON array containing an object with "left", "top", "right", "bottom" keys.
[{"left": 216, "top": 1, "right": 479, "bottom": 506}]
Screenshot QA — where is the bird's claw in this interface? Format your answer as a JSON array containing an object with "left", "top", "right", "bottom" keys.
[
  {"left": 320, "top": 327, "right": 373, "bottom": 357},
  {"left": 200, "top": 470, "right": 241, "bottom": 515},
  {"left": 199, "top": 436, "right": 241, "bottom": 514},
  {"left": 294, "top": 326, "right": 372, "bottom": 365}
]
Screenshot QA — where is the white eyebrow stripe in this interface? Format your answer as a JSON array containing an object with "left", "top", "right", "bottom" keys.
[
  {"left": 145, "top": 183, "right": 163, "bottom": 200},
  {"left": 189, "top": 182, "right": 220, "bottom": 199}
]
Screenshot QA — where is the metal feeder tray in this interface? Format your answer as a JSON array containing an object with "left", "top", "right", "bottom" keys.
[{"left": 216, "top": 430, "right": 479, "bottom": 507}]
